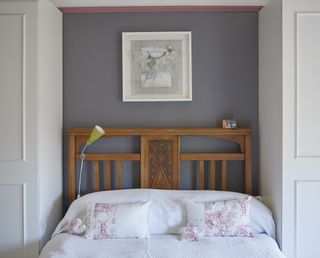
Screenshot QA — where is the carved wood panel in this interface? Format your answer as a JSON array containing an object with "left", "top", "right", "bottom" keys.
[
  {"left": 149, "top": 140, "right": 173, "bottom": 189},
  {"left": 141, "top": 136, "right": 179, "bottom": 189}
]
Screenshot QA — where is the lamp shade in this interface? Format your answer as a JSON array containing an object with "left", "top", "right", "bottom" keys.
[{"left": 86, "top": 125, "right": 105, "bottom": 145}]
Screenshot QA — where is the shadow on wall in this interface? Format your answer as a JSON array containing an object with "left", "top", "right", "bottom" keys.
[
  {"left": 40, "top": 196, "right": 63, "bottom": 251},
  {"left": 0, "top": 241, "right": 39, "bottom": 258}
]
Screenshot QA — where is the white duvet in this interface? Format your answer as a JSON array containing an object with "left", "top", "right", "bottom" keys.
[
  {"left": 40, "top": 233, "right": 284, "bottom": 258},
  {"left": 40, "top": 189, "right": 285, "bottom": 258}
]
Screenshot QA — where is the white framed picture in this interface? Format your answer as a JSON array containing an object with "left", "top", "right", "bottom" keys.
[{"left": 122, "top": 31, "right": 192, "bottom": 102}]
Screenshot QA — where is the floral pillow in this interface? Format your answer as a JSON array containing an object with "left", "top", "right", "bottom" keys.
[
  {"left": 85, "top": 201, "right": 150, "bottom": 240},
  {"left": 186, "top": 197, "right": 253, "bottom": 237},
  {"left": 69, "top": 218, "right": 86, "bottom": 235},
  {"left": 180, "top": 225, "right": 201, "bottom": 241}
]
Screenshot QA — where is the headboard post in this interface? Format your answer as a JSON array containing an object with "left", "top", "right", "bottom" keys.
[
  {"left": 68, "top": 134, "right": 76, "bottom": 203},
  {"left": 244, "top": 134, "right": 252, "bottom": 195}
]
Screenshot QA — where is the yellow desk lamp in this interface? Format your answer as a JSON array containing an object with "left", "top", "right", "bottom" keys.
[{"left": 77, "top": 125, "right": 105, "bottom": 199}]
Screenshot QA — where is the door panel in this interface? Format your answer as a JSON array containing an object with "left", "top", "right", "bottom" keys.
[
  {"left": 296, "top": 13, "right": 320, "bottom": 158},
  {"left": 0, "top": 3, "right": 38, "bottom": 258},
  {"left": 0, "top": 184, "right": 25, "bottom": 258},
  {"left": 296, "top": 181, "right": 320, "bottom": 258},
  {"left": 0, "top": 14, "right": 24, "bottom": 161},
  {"left": 282, "top": 1, "right": 320, "bottom": 257}
]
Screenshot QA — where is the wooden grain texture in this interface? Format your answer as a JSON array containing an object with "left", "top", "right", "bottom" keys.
[
  {"left": 117, "top": 160, "right": 122, "bottom": 189},
  {"left": 68, "top": 135, "right": 76, "bottom": 204},
  {"left": 94, "top": 161, "right": 99, "bottom": 192},
  {"left": 68, "top": 127, "right": 253, "bottom": 204},
  {"left": 75, "top": 136, "right": 86, "bottom": 154},
  {"left": 68, "top": 128, "right": 252, "bottom": 137},
  {"left": 76, "top": 153, "right": 140, "bottom": 160},
  {"left": 222, "top": 160, "right": 227, "bottom": 191},
  {"left": 244, "top": 134, "right": 253, "bottom": 195},
  {"left": 141, "top": 135, "right": 179, "bottom": 189},
  {"left": 176, "top": 136, "right": 181, "bottom": 189},
  {"left": 146, "top": 136, "right": 177, "bottom": 189},
  {"left": 210, "top": 161, "right": 216, "bottom": 190},
  {"left": 181, "top": 153, "right": 244, "bottom": 160},
  {"left": 199, "top": 160, "right": 204, "bottom": 190},
  {"left": 106, "top": 160, "right": 111, "bottom": 190},
  {"left": 140, "top": 136, "right": 149, "bottom": 188}
]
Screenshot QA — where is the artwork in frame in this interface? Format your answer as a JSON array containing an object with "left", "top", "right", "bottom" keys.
[{"left": 122, "top": 31, "right": 192, "bottom": 102}]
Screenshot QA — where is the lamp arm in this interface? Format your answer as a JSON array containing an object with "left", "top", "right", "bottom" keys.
[
  {"left": 77, "top": 143, "right": 88, "bottom": 199},
  {"left": 80, "top": 143, "right": 88, "bottom": 156}
]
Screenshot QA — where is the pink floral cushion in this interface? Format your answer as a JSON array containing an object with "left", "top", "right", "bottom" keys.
[
  {"left": 85, "top": 201, "right": 150, "bottom": 240},
  {"left": 180, "top": 225, "right": 200, "bottom": 241},
  {"left": 69, "top": 218, "right": 87, "bottom": 235},
  {"left": 186, "top": 197, "right": 253, "bottom": 237}
]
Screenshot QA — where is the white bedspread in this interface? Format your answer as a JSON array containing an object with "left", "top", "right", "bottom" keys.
[
  {"left": 40, "top": 189, "right": 285, "bottom": 258},
  {"left": 40, "top": 233, "right": 285, "bottom": 258}
]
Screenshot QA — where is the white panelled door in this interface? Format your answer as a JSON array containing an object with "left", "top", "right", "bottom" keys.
[
  {"left": 0, "top": 2, "right": 39, "bottom": 258},
  {"left": 282, "top": 0, "right": 320, "bottom": 257}
]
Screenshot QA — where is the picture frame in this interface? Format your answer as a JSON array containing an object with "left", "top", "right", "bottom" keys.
[
  {"left": 222, "top": 119, "right": 238, "bottom": 129},
  {"left": 122, "top": 31, "right": 192, "bottom": 102}
]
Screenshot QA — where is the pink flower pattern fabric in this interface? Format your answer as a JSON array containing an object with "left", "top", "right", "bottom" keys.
[
  {"left": 85, "top": 201, "right": 150, "bottom": 240},
  {"left": 187, "top": 197, "right": 253, "bottom": 237},
  {"left": 68, "top": 218, "right": 86, "bottom": 235},
  {"left": 87, "top": 203, "right": 117, "bottom": 239},
  {"left": 180, "top": 226, "right": 200, "bottom": 241}
]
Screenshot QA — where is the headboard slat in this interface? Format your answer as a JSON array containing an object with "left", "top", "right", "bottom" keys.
[
  {"left": 210, "top": 161, "right": 216, "bottom": 190},
  {"left": 76, "top": 154, "right": 140, "bottom": 161},
  {"left": 117, "top": 160, "right": 122, "bottom": 189},
  {"left": 199, "top": 160, "right": 205, "bottom": 190},
  {"left": 181, "top": 153, "right": 244, "bottom": 161},
  {"left": 106, "top": 161, "right": 111, "bottom": 190},
  {"left": 93, "top": 161, "right": 99, "bottom": 192},
  {"left": 221, "top": 160, "right": 228, "bottom": 191}
]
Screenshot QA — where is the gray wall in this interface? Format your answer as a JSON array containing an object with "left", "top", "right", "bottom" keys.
[{"left": 63, "top": 12, "right": 258, "bottom": 208}]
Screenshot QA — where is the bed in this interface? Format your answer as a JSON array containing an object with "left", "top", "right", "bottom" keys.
[{"left": 40, "top": 128, "right": 285, "bottom": 258}]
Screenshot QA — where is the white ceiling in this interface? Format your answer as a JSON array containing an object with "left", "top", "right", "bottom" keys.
[{"left": 51, "top": 0, "right": 268, "bottom": 7}]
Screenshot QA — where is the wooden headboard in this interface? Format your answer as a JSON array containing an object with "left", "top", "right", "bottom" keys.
[{"left": 68, "top": 128, "right": 253, "bottom": 204}]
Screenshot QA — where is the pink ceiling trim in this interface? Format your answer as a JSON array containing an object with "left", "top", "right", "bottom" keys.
[{"left": 59, "top": 5, "right": 262, "bottom": 14}]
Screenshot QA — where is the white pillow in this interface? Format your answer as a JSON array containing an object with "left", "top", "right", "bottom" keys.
[
  {"left": 52, "top": 189, "right": 276, "bottom": 240},
  {"left": 186, "top": 197, "right": 253, "bottom": 237},
  {"left": 85, "top": 201, "right": 150, "bottom": 239}
]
